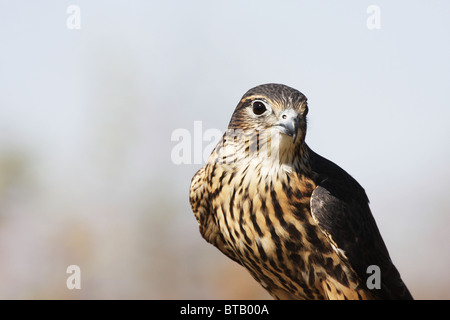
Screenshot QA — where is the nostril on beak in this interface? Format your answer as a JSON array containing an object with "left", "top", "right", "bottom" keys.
[{"left": 276, "top": 110, "right": 300, "bottom": 144}]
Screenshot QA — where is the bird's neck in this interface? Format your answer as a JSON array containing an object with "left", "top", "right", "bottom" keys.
[{"left": 210, "top": 130, "right": 312, "bottom": 178}]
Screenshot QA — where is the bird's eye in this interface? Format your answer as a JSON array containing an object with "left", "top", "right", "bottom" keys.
[{"left": 252, "top": 101, "right": 267, "bottom": 115}]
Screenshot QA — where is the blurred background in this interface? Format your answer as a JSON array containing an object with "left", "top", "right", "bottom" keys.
[{"left": 0, "top": 0, "right": 449, "bottom": 299}]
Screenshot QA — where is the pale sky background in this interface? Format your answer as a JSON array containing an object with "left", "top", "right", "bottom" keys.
[{"left": 0, "top": 1, "right": 449, "bottom": 299}]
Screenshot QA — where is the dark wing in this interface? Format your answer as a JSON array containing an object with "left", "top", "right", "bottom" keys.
[
  {"left": 189, "top": 165, "right": 241, "bottom": 264},
  {"left": 308, "top": 146, "right": 413, "bottom": 300}
]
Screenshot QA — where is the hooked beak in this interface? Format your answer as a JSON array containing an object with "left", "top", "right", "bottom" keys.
[{"left": 275, "top": 109, "right": 299, "bottom": 143}]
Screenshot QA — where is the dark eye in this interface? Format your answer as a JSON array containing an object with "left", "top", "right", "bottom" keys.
[{"left": 252, "top": 101, "right": 267, "bottom": 115}]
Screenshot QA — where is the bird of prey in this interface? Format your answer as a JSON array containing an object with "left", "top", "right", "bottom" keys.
[{"left": 189, "top": 83, "right": 412, "bottom": 300}]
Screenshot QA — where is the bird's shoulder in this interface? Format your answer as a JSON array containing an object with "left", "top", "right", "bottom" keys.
[
  {"left": 190, "top": 165, "right": 212, "bottom": 232},
  {"left": 306, "top": 146, "right": 412, "bottom": 299},
  {"left": 190, "top": 163, "right": 242, "bottom": 264}
]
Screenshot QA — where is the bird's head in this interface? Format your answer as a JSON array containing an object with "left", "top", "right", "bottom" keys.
[{"left": 225, "top": 83, "right": 308, "bottom": 164}]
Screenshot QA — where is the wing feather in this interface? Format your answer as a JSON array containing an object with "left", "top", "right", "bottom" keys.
[
  {"left": 308, "top": 147, "right": 413, "bottom": 299},
  {"left": 189, "top": 165, "right": 241, "bottom": 264}
]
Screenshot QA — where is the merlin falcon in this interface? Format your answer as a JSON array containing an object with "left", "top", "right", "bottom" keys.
[{"left": 189, "top": 83, "right": 412, "bottom": 300}]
